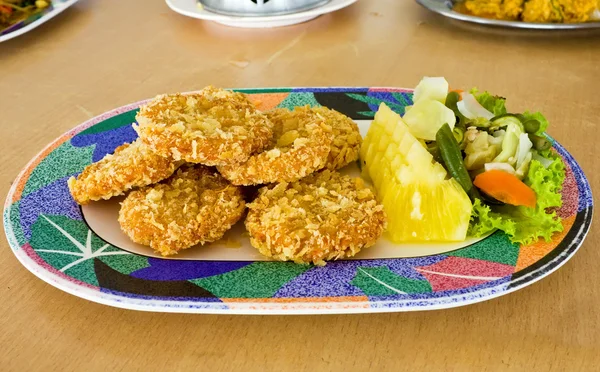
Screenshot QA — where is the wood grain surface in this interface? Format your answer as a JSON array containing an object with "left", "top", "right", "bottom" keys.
[{"left": 0, "top": 0, "right": 598, "bottom": 371}]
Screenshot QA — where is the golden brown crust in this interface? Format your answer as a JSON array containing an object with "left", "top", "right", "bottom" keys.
[
  {"left": 245, "top": 170, "right": 387, "bottom": 265},
  {"left": 135, "top": 86, "right": 273, "bottom": 166},
  {"left": 217, "top": 106, "right": 334, "bottom": 185},
  {"left": 311, "top": 106, "right": 362, "bottom": 170},
  {"left": 67, "top": 139, "right": 180, "bottom": 205},
  {"left": 118, "top": 165, "right": 246, "bottom": 256}
]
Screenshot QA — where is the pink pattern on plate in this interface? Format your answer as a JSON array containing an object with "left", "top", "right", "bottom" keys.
[
  {"left": 369, "top": 87, "right": 413, "bottom": 93},
  {"left": 416, "top": 256, "right": 514, "bottom": 292},
  {"left": 557, "top": 160, "right": 578, "bottom": 219}
]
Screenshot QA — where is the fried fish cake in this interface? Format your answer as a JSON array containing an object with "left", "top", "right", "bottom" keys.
[
  {"left": 135, "top": 86, "right": 273, "bottom": 166},
  {"left": 311, "top": 106, "right": 362, "bottom": 171},
  {"left": 118, "top": 165, "right": 245, "bottom": 256},
  {"left": 217, "top": 106, "right": 333, "bottom": 185},
  {"left": 245, "top": 170, "right": 386, "bottom": 265},
  {"left": 67, "top": 139, "right": 180, "bottom": 205}
]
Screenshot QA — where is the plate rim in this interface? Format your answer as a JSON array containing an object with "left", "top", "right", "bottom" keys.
[
  {"left": 3, "top": 86, "right": 594, "bottom": 314},
  {"left": 0, "top": 0, "right": 80, "bottom": 43},
  {"left": 415, "top": 0, "right": 600, "bottom": 30}
]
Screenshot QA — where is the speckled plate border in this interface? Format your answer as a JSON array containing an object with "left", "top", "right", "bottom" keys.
[
  {"left": 0, "top": 0, "right": 80, "bottom": 43},
  {"left": 3, "top": 87, "right": 593, "bottom": 314},
  {"left": 416, "top": 0, "right": 600, "bottom": 30}
]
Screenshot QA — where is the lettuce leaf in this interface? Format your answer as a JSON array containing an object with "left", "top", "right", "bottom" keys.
[
  {"left": 469, "top": 199, "right": 517, "bottom": 238},
  {"left": 470, "top": 88, "right": 507, "bottom": 117},
  {"left": 521, "top": 111, "right": 549, "bottom": 135},
  {"left": 469, "top": 152, "right": 566, "bottom": 245}
]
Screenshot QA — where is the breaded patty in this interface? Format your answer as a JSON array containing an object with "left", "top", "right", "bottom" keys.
[
  {"left": 67, "top": 139, "right": 180, "bottom": 205},
  {"left": 217, "top": 106, "right": 333, "bottom": 185},
  {"left": 312, "top": 106, "right": 362, "bottom": 170},
  {"left": 118, "top": 165, "right": 245, "bottom": 256},
  {"left": 135, "top": 86, "right": 273, "bottom": 166},
  {"left": 245, "top": 170, "right": 387, "bottom": 265}
]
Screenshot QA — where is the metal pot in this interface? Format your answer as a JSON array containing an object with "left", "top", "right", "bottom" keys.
[{"left": 200, "top": 0, "right": 331, "bottom": 17}]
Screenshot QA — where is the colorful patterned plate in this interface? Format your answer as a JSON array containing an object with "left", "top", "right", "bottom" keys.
[
  {"left": 0, "top": 0, "right": 80, "bottom": 43},
  {"left": 3, "top": 88, "right": 593, "bottom": 314}
]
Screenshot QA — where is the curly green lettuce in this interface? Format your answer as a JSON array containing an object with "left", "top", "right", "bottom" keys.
[
  {"left": 471, "top": 88, "right": 507, "bottom": 117},
  {"left": 469, "top": 151, "right": 566, "bottom": 245}
]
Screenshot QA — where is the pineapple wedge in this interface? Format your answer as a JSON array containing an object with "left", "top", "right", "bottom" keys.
[{"left": 360, "top": 103, "right": 472, "bottom": 242}]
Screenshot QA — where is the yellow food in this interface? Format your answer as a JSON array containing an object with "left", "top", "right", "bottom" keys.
[
  {"left": 457, "top": 0, "right": 524, "bottom": 20},
  {"left": 523, "top": 0, "right": 598, "bottom": 23},
  {"left": 456, "top": 0, "right": 600, "bottom": 23},
  {"left": 360, "top": 103, "right": 472, "bottom": 242}
]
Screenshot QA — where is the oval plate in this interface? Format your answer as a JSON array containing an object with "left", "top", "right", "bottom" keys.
[
  {"left": 415, "top": 0, "right": 600, "bottom": 30},
  {"left": 0, "top": 0, "right": 80, "bottom": 43},
  {"left": 3, "top": 87, "right": 593, "bottom": 314}
]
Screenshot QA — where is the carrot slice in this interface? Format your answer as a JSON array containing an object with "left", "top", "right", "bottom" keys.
[{"left": 473, "top": 170, "right": 537, "bottom": 208}]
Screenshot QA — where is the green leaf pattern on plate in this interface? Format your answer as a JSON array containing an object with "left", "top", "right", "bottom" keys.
[
  {"left": 447, "top": 231, "right": 520, "bottom": 266},
  {"left": 190, "top": 262, "right": 311, "bottom": 298},
  {"left": 22, "top": 142, "right": 94, "bottom": 198},
  {"left": 78, "top": 110, "right": 138, "bottom": 136},
  {"left": 276, "top": 92, "right": 321, "bottom": 110},
  {"left": 29, "top": 214, "right": 143, "bottom": 285},
  {"left": 346, "top": 93, "right": 407, "bottom": 114},
  {"left": 351, "top": 266, "right": 432, "bottom": 296}
]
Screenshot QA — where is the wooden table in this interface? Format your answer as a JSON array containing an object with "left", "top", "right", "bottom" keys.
[{"left": 1, "top": 0, "right": 599, "bottom": 370}]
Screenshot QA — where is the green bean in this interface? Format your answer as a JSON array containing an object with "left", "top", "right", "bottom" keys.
[
  {"left": 445, "top": 91, "right": 460, "bottom": 112},
  {"left": 436, "top": 123, "right": 473, "bottom": 195},
  {"left": 444, "top": 91, "right": 466, "bottom": 127},
  {"left": 529, "top": 134, "right": 551, "bottom": 151},
  {"left": 491, "top": 115, "right": 523, "bottom": 131},
  {"left": 523, "top": 119, "right": 541, "bottom": 134}
]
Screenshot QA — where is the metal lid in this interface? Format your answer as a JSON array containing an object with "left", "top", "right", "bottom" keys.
[{"left": 200, "top": 0, "right": 331, "bottom": 17}]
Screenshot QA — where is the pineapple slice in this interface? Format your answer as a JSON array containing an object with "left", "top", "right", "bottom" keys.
[{"left": 360, "top": 103, "right": 472, "bottom": 242}]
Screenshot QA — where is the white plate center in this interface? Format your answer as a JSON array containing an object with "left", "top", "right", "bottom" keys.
[{"left": 80, "top": 120, "right": 488, "bottom": 261}]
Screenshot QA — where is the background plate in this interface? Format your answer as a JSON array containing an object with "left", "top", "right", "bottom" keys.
[
  {"left": 3, "top": 87, "right": 593, "bottom": 314},
  {"left": 0, "top": 0, "right": 80, "bottom": 43},
  {"left": 166, "top": 0, "right": 357, "bottom": 28},
  {"left": 415, "top": 0, "right": 600, "bottom": 30}
]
